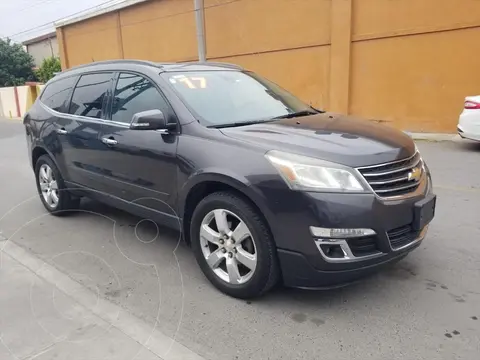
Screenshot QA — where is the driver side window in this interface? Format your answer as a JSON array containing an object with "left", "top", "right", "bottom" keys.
[{"left": 111, "top": 73, "right": 172, "bottom": 124}]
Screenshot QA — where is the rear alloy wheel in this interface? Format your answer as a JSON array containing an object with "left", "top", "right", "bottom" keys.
[
  {"left": 35, "top": 155, "right": 80, "bottom": 215},
  {"left": 191, "top": 192, "right": 279, "bottom": 298},
  {"left": 38, "top": 164, "right": 60, "bottom": 209}
]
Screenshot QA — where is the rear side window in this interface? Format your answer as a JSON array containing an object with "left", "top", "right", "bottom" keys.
[
  {"left": 111, "top": 73, "right": 172, "bottom": 123},
  {"left": 40, "top": 76, "right": 77, "bottom": 112},
  {"left": 69, "top": 73, "right": 112, "bottom": 119}
]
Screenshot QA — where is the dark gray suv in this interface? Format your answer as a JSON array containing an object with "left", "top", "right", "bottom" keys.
[{"left": 24, "top": 60, "right": 436, "bottom": 298}]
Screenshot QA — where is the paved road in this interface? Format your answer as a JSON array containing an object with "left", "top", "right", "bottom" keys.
[{"left": 1, "top": 117, "right": 479, "bottom": 360}]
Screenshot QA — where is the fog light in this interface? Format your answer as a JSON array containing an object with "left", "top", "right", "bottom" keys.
[
  {"left": 320, "top": 244, "right": 345, "bottom": 258},
  {"left": 310, "top": 227, "right": 375, "bottom": 238}
]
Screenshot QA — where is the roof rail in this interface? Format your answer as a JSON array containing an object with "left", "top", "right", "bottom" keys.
[
  {"left": 63, "top": 59, "right": 161, "bottom": 73},
  {"left": 191, "top": 61, "right": 243, "bottom": 70},
  {"left": 169, "top": 61, "right": 243, "bottom": 71},
  {"left": 58, "top": 60, "right": 244, "bottom": 76}
]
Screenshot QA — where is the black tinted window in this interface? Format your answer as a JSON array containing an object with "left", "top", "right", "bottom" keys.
[
  {"left": 111, "top": 73, "right": 170, "bottom": 123},
  {"left": 40, "top": 76, "right": 77, "bottom": 112},
  {"left": 69, "top": 73, "right": 112, "bottom": 119}
]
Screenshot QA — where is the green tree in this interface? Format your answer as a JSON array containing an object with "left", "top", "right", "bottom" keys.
[
  {"left": 35, "top": 56, "right": 61, "bottom": 83},
  {"left": 0, "top": 38, "right": 36, "bottom": 87}
]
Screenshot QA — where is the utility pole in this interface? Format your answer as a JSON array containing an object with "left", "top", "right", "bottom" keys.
[{"left": 194, "top": 0, "right": 206, "bottom": 62}]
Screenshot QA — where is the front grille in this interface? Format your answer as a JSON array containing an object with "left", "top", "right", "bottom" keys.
[
  {"left": 347, "top": 235, "right": 379, "bottom": 257},
  {"left": 387, "top": 224, "right": 420, "bottom": 249},
  {"left": 357, "top": 152, "right": 423, "bottom": 197}
]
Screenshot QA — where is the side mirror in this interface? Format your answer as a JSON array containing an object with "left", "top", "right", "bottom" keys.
[{"left": 130, "top": 109, "right": 172, "bottom": 131}]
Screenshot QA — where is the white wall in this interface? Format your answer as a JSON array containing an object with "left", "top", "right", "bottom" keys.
[
  {"left": 0, "top": 87, "right": 18, "bottom": 118},
  {"left": 17, "top": 86, "right": 28, "bottom": 116},
  {"left": 0, "top": 86, "right": 38, "bottom": 118}
]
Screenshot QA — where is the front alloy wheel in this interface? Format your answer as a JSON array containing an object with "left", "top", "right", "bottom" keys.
[
  {"left": 200, "top": 209, "right": 257, "bottom": 284},
  {"left": 191, "top": 191, "right": 279, "bottom": 298}
]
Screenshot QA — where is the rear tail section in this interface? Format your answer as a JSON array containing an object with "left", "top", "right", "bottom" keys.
[{"left": 464, "top": 96, "right": 480, "bottom": 110}]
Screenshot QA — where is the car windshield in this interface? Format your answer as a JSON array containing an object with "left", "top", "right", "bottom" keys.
[{"left": 162, "top": 70, "right": 316, "bottom": 127}]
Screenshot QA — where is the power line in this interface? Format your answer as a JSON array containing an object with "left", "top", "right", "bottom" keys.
[
  {"left": 7, "top": 0, "right": 123, "bottom": 39},
  {"left": 5, "top": 0, "right": 246, "bottom": 43},
  {"left": 9, "top": 0, "right": 62, "bottom": 15},
  {"left": 5, "top": 0, "right": 125, "bottom": 40}
]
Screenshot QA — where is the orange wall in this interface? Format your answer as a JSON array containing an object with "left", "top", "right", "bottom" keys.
[
  {"left": 204, "top": 0, "right": 330, "bottom": 58},
  {"left": 120, "top": 0, "right": 197, "bottom": 61},
  {"left": 352, "top": 0, "right": 480, "bottom": 41},
  {"left": 204, "top": 0, "right": 331, "bottom": 109},
  {"left": 217, "top": 46, "right": 331, "bottom": 109},
  {"left": 62, "top": 12, "right": 121, "bottom": 66},
  {"left": 58, "top": 0, "right": 480, "bottom": 133},
  {"left": 350, "top": 27, "right": 480, "bottom": 133},
  {"left": 349, "top": 0, "right": 480, "bottom": 132}
]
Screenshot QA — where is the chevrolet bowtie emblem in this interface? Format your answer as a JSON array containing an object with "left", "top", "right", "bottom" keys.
[{"left": 408, "top": 167, "right": 421, "bottom": 182}]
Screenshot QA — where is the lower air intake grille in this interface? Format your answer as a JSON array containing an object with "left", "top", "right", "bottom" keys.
[
  {"left": 387, "top": 225, "right": 420, "bottom": 249},
  {"left": 347, "top": 236, "right": 379, "bottom": 257}
]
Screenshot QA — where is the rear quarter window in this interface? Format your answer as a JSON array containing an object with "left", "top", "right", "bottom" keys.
[{"left": 40, "top": 76, "right": 77, "bottom": 113}]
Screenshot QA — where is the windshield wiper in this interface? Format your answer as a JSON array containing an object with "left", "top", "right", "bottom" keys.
[
  {"left": 208, "top": 119, "right": 277, "bottom": 129},
  {"left": 207, "top": 108, "right": 323, "bottom": 128},
  {"left": 271, "top": 109, "right": 320, "bottom": 120}
]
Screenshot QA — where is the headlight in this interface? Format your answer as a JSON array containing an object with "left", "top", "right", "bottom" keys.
[{"left": 265, "top": 150, "right": 367, "bottom": 192}]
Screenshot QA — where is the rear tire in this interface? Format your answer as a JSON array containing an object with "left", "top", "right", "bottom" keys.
[
  {"left": 190, "top": 191, "right": 279, "bottom": 299},
  {"left": 35, "top": 155, "right": 80, "bottom": 215}
]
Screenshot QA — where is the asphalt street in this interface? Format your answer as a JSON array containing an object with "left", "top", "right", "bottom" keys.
[{"left": 0, "top": 117, "right": 479, "bottom": 360}]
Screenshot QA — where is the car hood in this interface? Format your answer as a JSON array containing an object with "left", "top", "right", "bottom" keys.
[{"left": 219, "top": 113, "right": 415, "bottom": 167}]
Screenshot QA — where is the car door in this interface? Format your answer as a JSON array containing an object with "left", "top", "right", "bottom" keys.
[
  {"left": 59, "top": 72, "right": 115, "bottom": 192},
  {"left": 98, "top": 72, "right": 179, "bottom": 221},
  {"left": 37, "top": 75, "right": 78, "bottom": 178}
]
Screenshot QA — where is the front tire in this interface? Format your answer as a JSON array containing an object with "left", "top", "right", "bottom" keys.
[
  {"left": 190, "top": 191, "right": 279, "bottom": 298},
  {"left": 35, "top": 155, "right": 80, "bottom": 215}
]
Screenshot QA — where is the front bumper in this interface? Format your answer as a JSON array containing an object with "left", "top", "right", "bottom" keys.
[
  {"left": 278, "top": 227, "right": 427, "bottom": 288},
  {"left": 259, "top": 174, "right": 434, "bottom": 288},
  {"left": 277, "top": 243, "right": 418, "bottom": 289}
]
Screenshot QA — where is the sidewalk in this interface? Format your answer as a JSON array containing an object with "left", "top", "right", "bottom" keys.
[{"left": 0, "top": 238, "right": 205, "bottom": 360}]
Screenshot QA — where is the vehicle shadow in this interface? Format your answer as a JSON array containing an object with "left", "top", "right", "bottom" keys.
[
  {"left": 74, "top": 198, "right": 193, "bottom": 265},
  {"left": 73, "top": 198, "right": 422, "bottom": 309},
  {"left": 452, "top": 139, "right": 480, "bottom": 152},
  {"left": 265, "top": 260, "right": 418, "bottom": 304}
]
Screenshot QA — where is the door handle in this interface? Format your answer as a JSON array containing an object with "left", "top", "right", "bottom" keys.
[
  {"left": 101, "top": 137, "right": 118, "bottom": 146},
  {"left": 56, "top": 128, "right": 67, "bottom": 135}
]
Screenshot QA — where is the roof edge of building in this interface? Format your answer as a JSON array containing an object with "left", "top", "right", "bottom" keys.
[
  {"left": 54, "top": 0, "right": 150, "bottom": 28},
  {"left": 22, "top": 31, "right": 57, "bottom": 45}
]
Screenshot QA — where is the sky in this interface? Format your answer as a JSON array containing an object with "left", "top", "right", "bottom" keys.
[{"left": 0, "top": 0, "right": 127, "bottom": 43}]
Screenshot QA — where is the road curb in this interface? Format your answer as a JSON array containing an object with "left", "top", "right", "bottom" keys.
[
  {"left": 0, "top": 240, "right": 206, "bottom": 360},
  {"left": 404, "top": 132, "right": 462, "bottom": 142}
]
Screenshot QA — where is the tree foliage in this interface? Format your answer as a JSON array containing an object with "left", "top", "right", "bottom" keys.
[
  {"left": 36, "top": 56, "right": 61, "bottom": 83},
  {"left": 0, "top": 38, "right": 36, "bottom": 87}
]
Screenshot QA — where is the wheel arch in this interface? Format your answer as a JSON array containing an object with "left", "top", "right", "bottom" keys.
[
  {"left": 31, "top": 145, "right": 66, "bottom": 180},
  {"left": 32, "top": 146, "right": 49, "bottom": 168},
  {"left": 179, "top": 172, "right": 275, "bottom": 247}
]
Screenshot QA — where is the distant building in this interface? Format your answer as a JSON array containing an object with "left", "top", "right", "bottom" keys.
[{"left": 22, "top": 32, "right": 59, "bottom": 67}]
